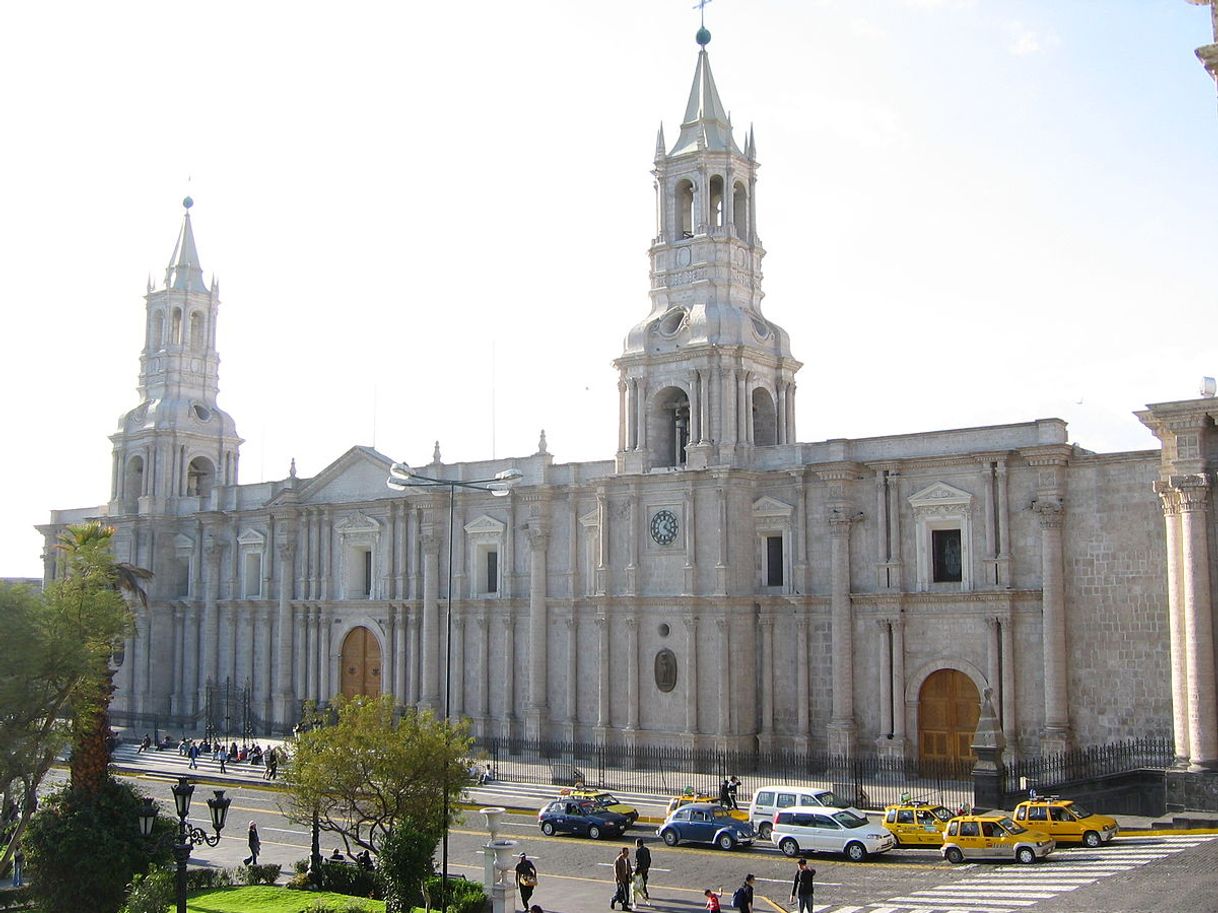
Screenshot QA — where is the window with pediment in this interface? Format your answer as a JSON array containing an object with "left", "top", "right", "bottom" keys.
[
  {"left": 753, "top": 496, "right": 793, "bottom": 593},
  {"left": 237, "top": 529, "right": 265, "bottom": 598},
  {"left": 336, "top": 513, "right": 381, "bottom": 600},
  {"left": 908, "top": 481, "right": 974, "bottom": 592},
  {"left": 465, "top": 514, "right": 506, "bottom": 597}
]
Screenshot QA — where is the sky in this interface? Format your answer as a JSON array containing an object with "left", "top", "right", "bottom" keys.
[{"left": 2, "top": 0, "right": 1216, "bottom": 578}]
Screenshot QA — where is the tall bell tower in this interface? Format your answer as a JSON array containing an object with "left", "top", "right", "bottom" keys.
[
  {"left": 615, "top": 26, "right": 800, "bottom": 474},
  {"left": 108, "top": 198, "right": 242, "bottom": 516}
]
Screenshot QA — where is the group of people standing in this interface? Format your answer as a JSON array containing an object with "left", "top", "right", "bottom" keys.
[{"left": 704, "top": 859, "right": 815, "bottom": 913}]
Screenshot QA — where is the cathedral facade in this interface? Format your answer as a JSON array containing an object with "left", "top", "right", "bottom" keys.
[{"left": 40, "top": 32, "right": 1218, "bottom": 769}]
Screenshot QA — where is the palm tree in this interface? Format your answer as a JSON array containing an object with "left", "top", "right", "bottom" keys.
[{"left": 54, "top": 521, "right": 151, "bottom": 796}]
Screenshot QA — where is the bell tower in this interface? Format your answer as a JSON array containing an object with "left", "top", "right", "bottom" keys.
[
  {"left": 615, "top": 26, "right": 800, "bottom": 474},
  {"left": 108, "top": 198, "right": 242, "bottom": 515}
]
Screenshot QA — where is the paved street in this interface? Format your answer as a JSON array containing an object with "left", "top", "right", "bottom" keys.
[{"left": 58, "top": 743, "right": 1217, "bottom": 913}]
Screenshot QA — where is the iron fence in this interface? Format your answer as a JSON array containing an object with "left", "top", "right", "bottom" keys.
[
  {"left": 471, "top": 736, "right": 974, "bottom": 811},
  {"left": 1002, "top": 735, "right": 1174, "bottom": 800}
]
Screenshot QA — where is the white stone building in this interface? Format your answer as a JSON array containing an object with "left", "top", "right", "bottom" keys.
[{"left": 39, "top": 29, "right": 1218, "bottom": 770}]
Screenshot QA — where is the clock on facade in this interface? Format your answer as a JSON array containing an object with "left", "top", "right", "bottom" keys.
[{"left": 650, "top": 509, "right": 679, "bottom": 545}]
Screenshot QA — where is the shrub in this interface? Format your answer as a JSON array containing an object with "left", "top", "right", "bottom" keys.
[
  {"left": 22, "top": 778, "right": 174, "bottom": 913},
  {"left": 0, "top": 886, "right": 32, "bottom": 911},
  {"left": 315, "top": 859, "right": 379, "bottom": 898},
  {"left": 377, "top": 823, "right": 435, "bottom": 913},
  {"left": 424, "top": 875, "right": 485, "bottom": 913},
  {"left": 122, "top": 867, "right": 175, "bottom": 913},
  {"left": 184, "top": 867, "right": 234, "bottom": 891},
  {"left": 233, "top": 862, "right": 282, "bottom": 885}
]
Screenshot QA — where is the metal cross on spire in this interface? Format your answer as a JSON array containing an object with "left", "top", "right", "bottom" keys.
[{"left": 693, "top": 0, "right": 712, "bottom": 28}]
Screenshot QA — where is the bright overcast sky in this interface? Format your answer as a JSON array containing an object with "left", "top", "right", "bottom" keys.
[{"left": 2, "top": 1, "right": 1216, "bottom": 577}]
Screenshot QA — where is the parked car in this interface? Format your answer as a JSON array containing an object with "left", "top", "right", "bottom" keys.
[
  {"left": 1011, "top": 796, "right": 1118, "bottom": 847},
  {"left": 538, "top": 799, "right": 629, "bottom": 839},
  {"left": 941, "top": 813, "right": 1054, "bottom": 864},
  {"left": 881, "top": 801, "right": 955, "bottom": 846},
  {"left": 770, "top": 808, "right": 895, "bottom": 862},
  {"left": 666, "top": 791, "right": 750, "bottom": 822},
  {"left": 559, "top": 788, "right": 639, "bottom": 826},
  {"left": 748, "top": 785, "right": 861, "bottom": 840},
  {"left": 657, "top": 802, "right": 755, "bottom": 850}
]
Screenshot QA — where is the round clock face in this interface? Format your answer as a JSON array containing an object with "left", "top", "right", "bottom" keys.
[{"left": 650, "top": 509, "right": 679, "bottom": 545}]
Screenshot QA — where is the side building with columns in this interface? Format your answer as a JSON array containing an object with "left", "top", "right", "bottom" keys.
[{"left": 39, "top": 29, "right": 1217, "bottom": 771}]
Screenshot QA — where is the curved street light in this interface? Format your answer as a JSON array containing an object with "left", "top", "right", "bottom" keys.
[
  {"left": 138, "top": 777, "right": 231, "bottom": 913},
  {"left": 386, "top": 460, "right": 523, "bottom": 912}
]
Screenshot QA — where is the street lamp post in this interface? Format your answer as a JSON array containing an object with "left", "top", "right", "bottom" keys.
[
  {"left": 138, "top": 777, "right": 231, "bottom": 913},
  {"left": 386, "top": 461, "right": 522, "bottom": 912}
]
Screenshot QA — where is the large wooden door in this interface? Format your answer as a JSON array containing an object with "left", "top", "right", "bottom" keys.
[
  {"left": 918, "top": 669, "right": 980, "bottom": 762},
  {"left": 340, "top": 626, "right": 382, "bottom": 699}
]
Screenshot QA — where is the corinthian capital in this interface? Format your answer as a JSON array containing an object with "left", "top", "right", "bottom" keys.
[{"left": 1033, "top": 498, "right": 1064, "bottom": 529}]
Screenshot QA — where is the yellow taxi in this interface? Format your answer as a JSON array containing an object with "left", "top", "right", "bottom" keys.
[
  {"left": 941, "top": 813, "right": 1055, "bottom": 864},
  {"left": 558, "top": 788, "right": 638, "bottom": 826},
  {"left": 1011, "top": 795, "right": 1119, "bottom": 847},
  {"left": 666, "top": 790, "right": 749, "bottom": 822},
  {"left": 881, "top": 801, "right": 955, "bottom": 846}
]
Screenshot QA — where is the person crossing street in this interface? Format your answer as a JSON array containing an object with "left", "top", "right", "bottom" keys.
[{"left": 789, "top": 857, "right": 816, "bottom": 913}]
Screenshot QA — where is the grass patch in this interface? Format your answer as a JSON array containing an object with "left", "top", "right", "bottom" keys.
[{"left": 186, "top": 885, "right": 386, "bottom": 913}]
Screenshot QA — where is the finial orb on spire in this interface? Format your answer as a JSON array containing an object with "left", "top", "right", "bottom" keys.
[
  {"left": 696, "top": 26, "right": 711, "bottom": 47},
  {"left": 183, "top": 196, "right": 194, "bottom": 210}
]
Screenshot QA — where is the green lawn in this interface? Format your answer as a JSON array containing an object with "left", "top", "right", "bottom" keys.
[{"left": 186, "top": 886, "right": 386, "bottom": 913}]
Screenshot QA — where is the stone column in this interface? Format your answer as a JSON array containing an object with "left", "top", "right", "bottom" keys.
[
  {"left": 618, "top": 378, "right": 628, "bottom": 453},
  {"left": 996, "top": 460, "right": 1011, "bottom": 586},
  {"left": 625, "top": 617, "right": 640, "bottom": 733},
  {"left": 892, "top": 613, "right": 907, "bottom": 747},
  {"left": 759, "top": 617, "right": 774, "bottom": 746},
  {"left": 716, "top": 617, "right": 730, "bottom": 739},
  {"left": 596, "top": 614, "right": 611, "bottom": 736},
  {"left": 254, "top": 606, "right": 271, "bottom": 719},
  {"left": 181, "top": 603, "right": 199, "bottom": 717},
  {"left": 795, "top": 617, "right": 809, "bottom": 750},
  {"left": 827, "top": 512, "right": 857, "bottom": 755},
  {"left": 877, "top": 620, "right": 892, "bottom": 738},
  {"left": 306, "top": 608, "right": 319, "bottom": 701},
  {"left": 318, "top": 610, "right": 331, "bottom": 703},
  {"left": 776, "top": 384, "right": 787, "bottom": 445},
  {"left": 274, "top": 539, "right": 296, "bottom": 726},
  {"left": 525, "top": 523, "right": 550, "bottom": 739},
  {"left": 198, "top": 542, "right": 221, "bottom": 709},
  {"left": 170, "top": 606, "right": 185, "bottom": 716},
  {"left": 1000, "top": 613, "right": 1016, "bottom": 750},
  {"left": 293, "top": 604, "right": 307, "bottom": 701},
  {"left": 1035, "top": 499, "right": 1071, "bottom": 753},
  {"left": 683, "top": 614, "right": 699, "bottom": 736},
  {"left": 565, "top": 615, "right": 578, "bottom": 738},
  {"left": 477, "top": 615, "right": 491, "bottom": 732},
  {"left": 451, "top": 612, "right": 465, "bottom": 718},
  {"left": 1178, "top": 477, "right": 1218, "bottom": 770},
  {"left": 420, "top": 530, "right": 441, "bottom": 711},
  {"left": 986, "top": 615, "right": 1001, "bottom": 707},
  {"left": 240, "top": 607, "right": 255, "bottom": 694},
  {"left": 501, "top": 613, "right": 515, "bottom": 738},
  {"left": 137, "top": 605, "right": 152, "bottom": 715},
  {"left": 394, "top": 606, "right": 408, "bottom": 706},
  {"left": 1157, "top": 482, "right": 1189, "bottom": 764},
  {"left": 689, "top": 372, "right": 701, "bottom": 444},
  {"left": 406, "top": 614, "right": 419, "bottom": 706}
]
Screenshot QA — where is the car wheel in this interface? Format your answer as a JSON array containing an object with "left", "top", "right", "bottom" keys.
[
  {"left": 589, "top": 825, "right": 602, "bottom": 840},
  {"left": 844, "top": 841, "right": 868, "bottom": 863},
  {"left": 778, "top": 837, "right": 800, "bottom": 858},
  {"left": 1083, "top": 831, "right": 1101, "bottom": 848},
  {"left": 1016, "top": 846, "right": 1037, "bottom": 864},
  {"left": 945, "top": 846, "right": 964, "bottom": 864},
  {"left": 662, "top": 829, "right": 679, "bottom": 847},
  {"left": 540, "top": 822, "right": 555, "bottom": 836},
  {"left": 758, "top": 822, "right": 773, "bottom": 841},
  {"left": 717, "top": 833, "right": 737, "bottom": 851}
]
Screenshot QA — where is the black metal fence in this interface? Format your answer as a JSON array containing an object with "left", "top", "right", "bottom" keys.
[
  {"left": 109, "top": 678, "right": 263, "bottom": 746},
  {"left": 1002, "top": 736, "right": 1174, "bottom": 800},
  {"left": 472, "top": 737, "right": 974, "bottom": 811}
]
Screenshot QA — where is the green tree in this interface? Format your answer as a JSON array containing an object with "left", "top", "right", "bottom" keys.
[
  {"left": 280, "top": 695, "right": 472, "bottom": 856},
  {"left": 377, "top": 820, "right": 437, "bottom": 913}
]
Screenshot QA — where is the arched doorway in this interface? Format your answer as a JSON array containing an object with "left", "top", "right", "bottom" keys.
[
  {"left": 340, "top": 626, "right": 382, "bottom": 699},
  {"left": 918, "top": 669, "right": 980, "bottom": 762}
]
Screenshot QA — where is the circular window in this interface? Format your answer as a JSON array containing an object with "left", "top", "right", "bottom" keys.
[
  {"left": 192, "top": 404, "right": 212, "bottom": 422},
  {"left": 658, "top": 623, "right": 670, "bottom": 638},
  {"left": 654, "top": 649, "right": 678, "bottom": 693}
]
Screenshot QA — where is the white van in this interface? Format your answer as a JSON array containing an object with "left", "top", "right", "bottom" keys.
[{"left": 748, "top": 785, "right": 861, "bottom": 840}]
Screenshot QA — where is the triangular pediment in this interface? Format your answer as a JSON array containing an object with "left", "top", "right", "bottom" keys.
[
  {"left": 579, "top": 509, "right": 599, "bottom": 528},
  {"left": 173, "top": 533, "right": 194, "bottom": 553},
  {"left": 908, "top": 481, "right": 973, "bottom": 509},
  {"left": 753, "top": 496, "right": 793, "bottom": 517},
  {"left": 297, "top": 446, "right": 395, "bottom": 504},
  {"left": 464, "top": 515, "right": 506, "bottom": 536},
  {"left": 237, "top": 528, "right": 265, "bottom": 546},
  {"left": 336, "top": 512, "right": 380, "bottom": 534}
]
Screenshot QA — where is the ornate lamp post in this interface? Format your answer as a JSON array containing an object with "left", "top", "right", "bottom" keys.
[
  {"left": 138, "top": 777, "right": 231, "bottom": 913},
  {"left": 386, "top": 461, "right": 522, "bottom": 911}
]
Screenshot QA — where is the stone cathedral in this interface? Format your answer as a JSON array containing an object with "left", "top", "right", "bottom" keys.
[{"left": 39, "top": 25, "right": 1218, "bottom": 772}]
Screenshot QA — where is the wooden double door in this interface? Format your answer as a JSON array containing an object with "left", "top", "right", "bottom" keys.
[
  {"left": 340, "top": 626, "right": 382, "bottom": 699},
  {"left": 918, "top": 669, "right": 980, "bottom": 763}
]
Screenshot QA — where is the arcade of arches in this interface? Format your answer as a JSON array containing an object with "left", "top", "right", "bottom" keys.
[
  {"left": 918, "top": 668, "right": 980, "bottom": 763},
  {"left": 340, "top": 626, "right": 382, "bottom": 699}
]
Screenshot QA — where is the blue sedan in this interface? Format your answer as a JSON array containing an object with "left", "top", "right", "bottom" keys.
[
  {"left": 657, "top": 802, "right": 755, "bottom": 850},
  {"left": 538, "top": 799, "right": 629, "bottom": 839}
]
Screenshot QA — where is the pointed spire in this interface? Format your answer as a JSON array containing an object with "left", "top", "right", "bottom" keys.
[
  {"left": 654, "top": 124, "right": 667, "bottom": 162},
  {"left": 164, "top": 196, "right": 208, "bottom": 293},
  {"left": 747, "top": 124, "right": 757, "bottom": 161},
  {"left": 669, "top": 48, "right": 741, "bottom": 157}
]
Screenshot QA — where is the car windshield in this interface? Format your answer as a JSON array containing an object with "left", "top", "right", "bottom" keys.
[
  {"left": 819, "top": 791, "right": 851, "bottom": 808},
  {"left": 832, "top": 811, "right": 869, "bottom": 829},
  {"left": 1067, "top": 803, "right": 1091, "bottom": 819},
  {"left": 997, "top": 817, "right": 1026, "bottom": 835},
  {"left": 576, "top": 802, "right": 598, "bottom": 815},
  {"left": 594, "top": 794, "right": 619, "bottom": 805},
  {"left": 930, "top": 806, "right": 953, "bottom": 821},
  {"left": 710, "top": 807, "right": 733, "bottom": 821}
]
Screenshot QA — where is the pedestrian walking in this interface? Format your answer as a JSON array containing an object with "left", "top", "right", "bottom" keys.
[
  {"left": 789, "top": 857, "right": 816, "bottom": 913},
  {"left": 611, "top": 846, "right": 633, "bottom": 911},
  {"left": 718, "top": 777, "right": 731, "bottom": 807},
  {"left": 515, "top": 852, "right": 538, "bottom": 912},
  {"left": 11, "top": 846, "right": 23, "bottom": 887},
  {"left": 244, "top": 821, "right": 261, "bottom": 865},
  {"left": 215, "top": 744, "right": 227, "bottom": 774},
  {"left": 727, "top": 776, "right": 741, "bottom": 810},
  {"left": 633, "top": 837, "right": 651, "bottom": 903},
  {"left": 704, "top": 888, "right": 722, "bottom": 913},
  {"left": 264, "top": 746, "right": 277, "bottom": 780},
  {"left": 188, "top": 740, "right": 199, "bottom": 769},
  {"left": 731, "top": 875, "right": 755, "bottom": 913}
]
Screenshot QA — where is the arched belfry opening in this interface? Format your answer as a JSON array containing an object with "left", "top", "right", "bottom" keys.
[
  {"left": 676, "top": 179, "right": 695, "bottom": 239},
  {"left": 186, "top": 456, "right": 215, "bottom": 498},
  {"left": 709, "top": 175, "right": 725, "bottom": 227},
  {"left": 733, "top": 182, "right": 748, "bottom": 236},
  {"left": 189, "top": 312, "right": 205, "bottom": 353},
  {"left": 752, "top": 387, "right": 777, "bottom": 446},
  {"left": 124, "top": 455, "right": 144, "bottom": 508},
  {"left": 650, "top": 386, "right": 691, "bottom": 467}
]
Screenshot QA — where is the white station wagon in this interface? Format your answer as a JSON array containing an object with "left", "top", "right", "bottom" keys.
[{"left": 770, "top": 808, "right": 896, "bottom": 862}]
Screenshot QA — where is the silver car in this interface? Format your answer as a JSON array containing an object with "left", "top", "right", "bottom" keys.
[{"left": 771, "top": 809, "right": 895, "bottom": 862}]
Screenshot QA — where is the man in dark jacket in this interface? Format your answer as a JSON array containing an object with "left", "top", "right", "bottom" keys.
[
  {"left": 634, "top": 837, "right": 651, "bottom": 902},
  {"left": 789, "top": 857, "right": 816, "bottom": 913},
  {"left": 731, "top": 875, "right": 755, "bottom": 913},
  {"left": 611, "top": 846, "right": 633, "bottom": 910}
]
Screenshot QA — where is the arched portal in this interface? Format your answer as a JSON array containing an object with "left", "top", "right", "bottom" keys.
[
  {"left": 918, "top": 668, "right": 980, "bottom": 763},
  {"left": 340, "top": 626, "right": 382, "bottom": 699}
]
